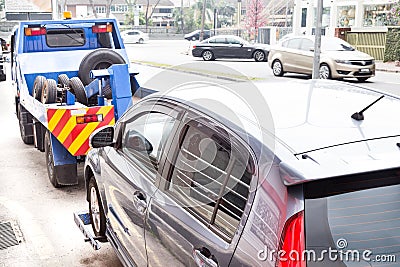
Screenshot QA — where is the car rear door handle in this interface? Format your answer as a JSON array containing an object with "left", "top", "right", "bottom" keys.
[
  {"left": 133, "top": 191, "right": 147, "bottom": 215},
  {"left": 193, "top": 247, "right": 218, "bottom": 267}
]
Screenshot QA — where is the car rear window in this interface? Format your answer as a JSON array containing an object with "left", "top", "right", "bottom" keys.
[
  {"left": 46, "top": 28, "right": 85, "bottom": 47},
  {"left": 304, "top": 169, "right": 400, "bottom": 266}
]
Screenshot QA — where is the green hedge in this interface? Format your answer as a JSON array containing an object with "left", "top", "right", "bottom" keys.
[{"left": 384, "top": 27, "right": 400, "bottom": 62}]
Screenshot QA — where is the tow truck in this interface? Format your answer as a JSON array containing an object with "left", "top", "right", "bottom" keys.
[{"left": 12, "top": 13, "right": 143, "bottom": 187}]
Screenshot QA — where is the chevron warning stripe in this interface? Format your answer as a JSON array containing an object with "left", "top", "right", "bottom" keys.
[{"left": 47, "top": 106, "right": 115, "bottom": 156}]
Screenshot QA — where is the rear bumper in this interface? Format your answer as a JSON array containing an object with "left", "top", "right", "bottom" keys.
[{"left": 191, "top": 49, "right": 203, "bottom": 57}]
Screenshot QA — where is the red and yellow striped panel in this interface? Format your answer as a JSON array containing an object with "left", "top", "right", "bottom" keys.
[{"left": 47, "top": 106, "right": 115, "bottom": 156}]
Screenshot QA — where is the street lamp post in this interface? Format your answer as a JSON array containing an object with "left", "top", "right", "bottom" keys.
[{"left": 312, "top": 0, "right": 323, "bottom": 79}]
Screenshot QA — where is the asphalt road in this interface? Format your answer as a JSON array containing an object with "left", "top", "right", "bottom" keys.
[
  {"left": 0, "top": 77, "right": 121, "bottom": 266},
  {"left": 126, "top": 40, "right": 400, "bottom": 96}
]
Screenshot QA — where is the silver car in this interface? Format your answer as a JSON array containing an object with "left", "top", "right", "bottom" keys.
[
  {"left": 268, "top": 35, "right": 375, "bottom": 82},
  {"left": 85, "top": 80, "right": 400, "bottom": 266}
]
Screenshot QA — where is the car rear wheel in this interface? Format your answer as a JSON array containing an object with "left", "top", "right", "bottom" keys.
[
  {"left": 138, "top": 38, "right": 144, "bottom": 44},
  {"left": 357, "top": 77, "right": 369, "bottom": 82},
  {"left": 33, "top": 75, "right": 46, "bottom": 100},
  {"left": 272, "top": 60, "right": 284, "bottom": 76},
  {"left": 202, "top": 50, "right": 214, "bottom": 61},
  {"left": 253, "top": 50, "right": 266, "bottom": 62},
  {"left": 89, "top": 176, "right": 106, "bottom": 237},
  {"left": 41, "top": 79, "right": 57, "bottom": 104},
  {"left": 319, "top": 64, "right": 331, "bottom": 79}
]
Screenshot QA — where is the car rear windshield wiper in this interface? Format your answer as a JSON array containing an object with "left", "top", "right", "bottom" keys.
[{"left": 351, "top": 95, "right": 384, "bottom": 121}]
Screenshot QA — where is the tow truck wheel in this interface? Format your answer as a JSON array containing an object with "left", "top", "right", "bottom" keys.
[
  {"left": 69, "top": 77, "right": 88, "bottom": 105},
  {"left": 44, "top": 131, "right": 61, "bottom": 188},
  {"left": 41, "top": 79, "right": 57, "bottom": 104},
  {"left": 79, "top": 48, "right": 126, "bottom": 85},
  {"left": 33, "top": 75, "right": 46, "bottom": 100},
  {"left": 89, "top": 177, "right": 106, "bottom": 237},
  {"left": 18, "top": 104, "right": 34, "bottom": 144}
]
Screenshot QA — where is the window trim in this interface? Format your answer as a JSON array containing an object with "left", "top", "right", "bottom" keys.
[
  {"left": 118, "top": 103, "right": 181, "bottom": 184},
  {"left": 45, "top": 28, "right": 86, "bottom": 48},
  {"left": 160, "top": 109, "right": 258, "bottom": 243}
]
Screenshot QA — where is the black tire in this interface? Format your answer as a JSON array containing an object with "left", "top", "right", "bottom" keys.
[
  {"left": 41, "top": 79, "right": 57, "bottom": 104},
  {"left": 319, "top": 64, "right": 331, "bottom": 79},
  {"left": 89, "top": 176, "right": 106, "bottom": 237},
  {"left": 33, "top": 75, "right": 46, "bottom": 100},
  {"left": 357, "top": 77, "right": 369, "bottom": 82},
  {"left": 44, "top": 131, "right": 61, "bottom": 188},
  {"left": 78, "top": 49, "right": 126, "bottom": 85},
  {"left": 202, "top": 50, "right": 215, "bottom": 61},
  {"left": 138, "top": 38, "right": 144, "bottom": 44},
  {"left": 69, "top": 77, "right": 88, "bottom": 105},
  {"left": 272, "top": 60, "right": 284, "bottom": 76},
  {"left": 102, "top": 82, "right": 112, "bottom": 99},
  {"left": 253, "top": 50, "right": 266, "bottom": 62},
  {"left": 57, "top": 74, "right": 70, "bottom": 88},
  {"left": 18, "top": 104, "right": 34, "bottom": 144}
]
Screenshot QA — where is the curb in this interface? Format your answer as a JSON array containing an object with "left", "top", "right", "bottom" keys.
[
  {"left": 131, "top": 60, "right": 262, "bottom": 82},
  {"left": 376, "top": 68, "right": 400, "bottom": 73}
]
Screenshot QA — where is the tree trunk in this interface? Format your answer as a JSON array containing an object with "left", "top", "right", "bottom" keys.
[
  {"left": 89, "top": 0, "right": 98, "bottom": 18},
  {"left": 106, "top": 0, "right": 114, "bottom": 18}
]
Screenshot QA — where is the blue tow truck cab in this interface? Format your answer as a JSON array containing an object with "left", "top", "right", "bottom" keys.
[{"left": 12, "top": 17, "right": 141, "bottom": 187}]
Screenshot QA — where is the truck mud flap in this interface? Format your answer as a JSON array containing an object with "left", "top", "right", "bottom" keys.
[
  {"left": 54, "top": 164, "right": 78, "bottom": 185},
  {"left": 74, "top": 212, "right": 105, "bottom": 250}
]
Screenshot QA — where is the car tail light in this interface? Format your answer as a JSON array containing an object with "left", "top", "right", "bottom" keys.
[
  {"left": 193, "top": 45, "right": 196, "bottom": 49},
  {"left": 277, "top": 211, "right": 305, "bottom": 267},
  {"left": 92, "top": 24, "right": 112, "bottom": 33},
  {"left": 76, "top": 114, "right": 103, "bottom": 124},
  {"left": 24, "top": 27, "right": 46, "bottom": 36}
]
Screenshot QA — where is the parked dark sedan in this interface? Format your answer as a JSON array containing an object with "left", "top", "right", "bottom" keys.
[{"left": 191, "top": 35, "right": 270, "bottom": 62}]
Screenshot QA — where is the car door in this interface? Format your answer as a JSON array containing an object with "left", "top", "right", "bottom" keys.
[
  {"left": 224, "top": 37, "right": 250, "bottom": 59},
  {"left": 211, "top": 37, "right": 228, "bottom": 58},
  {"left": 101, "top": 102, "right": 180, "bottom": 266},
  {"left": 297, "top": 38, "right": 314, "bottom": 74},
  {"left": 145, "top": 109, "right": 258, "bottom": 267},
  {"left": 280, "top": 37, "right": 303, "bottom": 73}
]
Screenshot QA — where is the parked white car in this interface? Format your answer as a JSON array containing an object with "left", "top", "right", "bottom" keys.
[{"left": 121, "top": 30, "right": 149, "bottom": 44}]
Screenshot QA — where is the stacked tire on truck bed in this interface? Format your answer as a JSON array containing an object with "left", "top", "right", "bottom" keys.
[{"left": 30, "top": 49, "right": 126, "bottom": 107}]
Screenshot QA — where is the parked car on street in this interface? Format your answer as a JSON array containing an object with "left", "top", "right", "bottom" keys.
[
  {"left": 83, "top": 79, "right": 400, "bottom": 267},
  {"left": 184, "top": 29, "right": 212, "bottom": 41},
  {"left": 121, "top": 29, "right": 149, "bottom": 44},
  {"left": 268, "top": 35, "right": 375, "bottom": 81},
  {"left": 191, "top": 35, "right": 270, "bottom": 62}
]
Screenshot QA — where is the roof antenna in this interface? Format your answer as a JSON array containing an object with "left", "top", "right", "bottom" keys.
[{"left": 351, "top": 95, "right": 384, "bottom": 121}]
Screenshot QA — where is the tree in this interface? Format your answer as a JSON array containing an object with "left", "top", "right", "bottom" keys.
[
  {"left": 144, "top": 0, "right": 161, "bottom": 30},
  {"left": 105, "top": 0, "right": 114, "bottom": 18},
  {"left": 89, "top": 0, "right": 98, "bottom": 18},
  {"left": 244, "top": 0, "right": 267, "bottom": 41}
]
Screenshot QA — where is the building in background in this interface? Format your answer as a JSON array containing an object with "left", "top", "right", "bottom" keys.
[{"left": 293, "top": 0, "right": 399, "bottom": 37}]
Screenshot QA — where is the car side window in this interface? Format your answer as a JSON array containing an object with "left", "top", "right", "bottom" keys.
[
  {"left": 122, "top": 112, "right": 176, "bottom": 177},
  {"left": 215, "top": 38, "right": 226, "bottom": 44},
  {"left": 300, "top": 39, "right": 314, "bottom": 51},
  {"left": 167, "top": 121, "right": 254, "bottom": 241},
  {"left": 227, "top": 38, "right": 240, "bottom": 44},
  {"left": 287, "top": 38, "right": 302, "bottom": 50}
]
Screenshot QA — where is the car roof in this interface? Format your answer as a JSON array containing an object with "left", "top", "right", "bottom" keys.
[{"left": 147, "top": 80, "right": 400, "bottom": 163}]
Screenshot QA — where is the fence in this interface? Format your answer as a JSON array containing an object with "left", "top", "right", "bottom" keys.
[{"left": 346, "top": 30, "right": 387, "bottom": 60}]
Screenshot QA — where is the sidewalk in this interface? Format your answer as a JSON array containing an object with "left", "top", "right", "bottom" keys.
[{"left": 376, "top": 61, "right": 400, "bottom": 73}]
